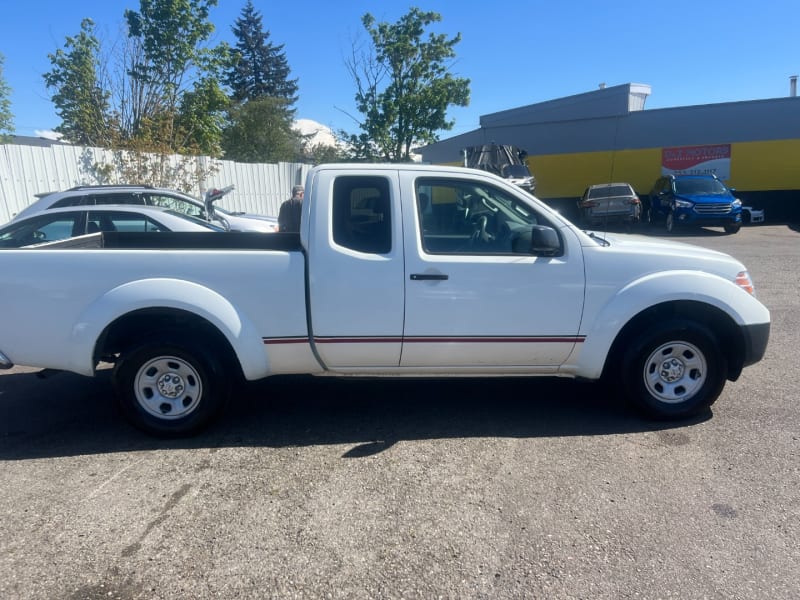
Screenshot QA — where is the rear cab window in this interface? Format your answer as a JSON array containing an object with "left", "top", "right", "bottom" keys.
[{"left": 332, "top": 176, "right": 392, "bottom": 254}]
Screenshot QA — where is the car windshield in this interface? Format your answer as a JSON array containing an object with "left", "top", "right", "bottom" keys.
[
  {"left": 588, "top": 185, "right": 633, "bottom": 199},
  {"left": 674, "top": 178, "right": 728, "bottom": 195},
  {"left": 502, "top": 165, "right": 532, "bottom": 178}
]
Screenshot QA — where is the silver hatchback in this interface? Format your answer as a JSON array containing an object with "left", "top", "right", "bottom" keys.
[{"left": 578, "top": 182, "right": 641, "bottom": 227}]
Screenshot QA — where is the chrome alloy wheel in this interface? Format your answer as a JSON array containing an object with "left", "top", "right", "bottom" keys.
[
  {"left": 133, "top": 355, "right": 203, "bottom": 420},
  {"left": 642, "top": 340, "right": 707, "bottom": 404}
]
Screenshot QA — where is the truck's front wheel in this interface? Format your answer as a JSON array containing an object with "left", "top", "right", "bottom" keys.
[
  {"left": 113, "top": 337, "right": 229, "bottom": 436},
  {"left": 621, "top": 319, "right": 727, "bottom": 419}
]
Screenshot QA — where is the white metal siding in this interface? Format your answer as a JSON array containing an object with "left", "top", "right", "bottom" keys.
[{"left": 0, "top": 143, "right": 312, "bottom": 224}]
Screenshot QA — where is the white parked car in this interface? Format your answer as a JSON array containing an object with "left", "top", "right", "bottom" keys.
[
  {"left": 0, "top": 204, "right": 224, "bottom": 248},
  {"left": 742, "top": 206, "right": 765, "bottom": 225},
  {"left": 10, "top": 184, "right": 278, "bottom": 233}
]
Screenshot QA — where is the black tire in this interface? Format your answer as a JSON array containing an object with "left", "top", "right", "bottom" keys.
[
  {"left": 724, "top": 223, "right": 741, "bottom": 234},
  {"left": 620, "top": 319, "right": 727, "bottom": 420},
  {"left": 112, "top": 335, "right": 230, "bottom": 436},
  {"left": 665, "top": 210, "right": 676, "bottom": 234}
]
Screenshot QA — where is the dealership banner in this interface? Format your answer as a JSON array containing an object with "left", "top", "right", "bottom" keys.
[{"left": 661, "top": 144, "right": 731, "bottom": 180}]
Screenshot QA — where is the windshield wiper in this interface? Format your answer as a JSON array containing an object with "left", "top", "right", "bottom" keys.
[{"left": 584, "top": 230, "right": 611, "bottom": 246}]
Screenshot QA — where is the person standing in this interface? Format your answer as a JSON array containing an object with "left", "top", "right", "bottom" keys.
[{"left": 278, "top": 185, "right": 304, "bottom": 232}]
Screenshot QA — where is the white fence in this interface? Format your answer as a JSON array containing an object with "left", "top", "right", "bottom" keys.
[{"left": 0, "top": 143, "right": 313, "bottom": 224}]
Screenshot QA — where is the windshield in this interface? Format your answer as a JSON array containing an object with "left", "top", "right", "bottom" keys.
[
  {"left": 501, "top": 165, "right": 532, "bottom": 179},
  {"left": 674, "top": 178, "right": 728, "bottom": 195}
]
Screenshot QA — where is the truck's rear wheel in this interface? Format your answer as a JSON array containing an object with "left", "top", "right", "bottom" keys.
[
  {"left": 621, "top": 319, "right": 727, "bottom": 419},
  {"left": 113, "top": 336, "right": 229, "bottom": 436}
]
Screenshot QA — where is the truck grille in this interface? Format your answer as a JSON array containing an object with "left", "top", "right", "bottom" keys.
[{"left": 694, "top": 203, "right": 732, "bottom": 215}]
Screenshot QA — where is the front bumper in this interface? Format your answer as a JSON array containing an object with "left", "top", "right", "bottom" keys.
[
  {"left": 741, "top": 322, "right": 770, "bottom": 368},
  {"left": 674, "top": 209, "right": 742, "bottom": 226}
]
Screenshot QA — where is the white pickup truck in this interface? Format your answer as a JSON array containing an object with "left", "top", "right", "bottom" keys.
[{"left": 0, "top": 163, "right": 770, "bottom": 435}]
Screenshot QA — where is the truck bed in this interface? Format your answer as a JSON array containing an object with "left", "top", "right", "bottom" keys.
[{"left": 28, "top": 231, "right": 302, "bottom": 251}]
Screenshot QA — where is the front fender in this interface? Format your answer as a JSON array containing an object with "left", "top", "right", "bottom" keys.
[
  {"left": 67, "top": 278, "right": 269, "bottom": 379},
  {"left": 568, "top": 270, "right": 771, "bottom": 379}
]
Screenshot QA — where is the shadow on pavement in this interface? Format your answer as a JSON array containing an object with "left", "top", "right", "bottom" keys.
[{"left": 0, "top": 370, "right": 710, "bottom": 460}]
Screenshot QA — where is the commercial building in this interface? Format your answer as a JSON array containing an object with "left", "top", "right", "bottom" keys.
[{"left": 416, "top": 82, "right": 800, "bottom": 220}]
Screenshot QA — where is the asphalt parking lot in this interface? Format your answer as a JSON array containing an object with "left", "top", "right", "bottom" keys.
[{"left": 1, "top": 223, "right": 798, "bottom": 599}]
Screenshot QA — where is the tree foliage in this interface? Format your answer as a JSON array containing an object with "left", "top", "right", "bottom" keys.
[
  {"left": 0, "top": 53, "right": 13, "bottom": 142},
  {"left": 225, "top": 0, "right": 298, "bottom": 106},
  {"left": 43, "top": 19, "right": 111, "bottom": 146},
  {"left": 123, "top": 0, "right": 230, "bottom": 152},
  {"left": 344, "top": 7, "right": 470, "bottom": 162},
  {"left": 222, "top": 96, "right": 300, "bottom": 163}
]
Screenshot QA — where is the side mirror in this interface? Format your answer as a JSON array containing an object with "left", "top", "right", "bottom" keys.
[{"left": 512, "top": 225, "right": 561, "bottom": 256}]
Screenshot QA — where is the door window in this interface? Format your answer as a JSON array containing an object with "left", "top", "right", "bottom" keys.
[
  {"left": 332, "top": 176, "right": 392, "bottom": 254},
  {"left": 414, "top": 178, "right": 547, "bottom": 255},
  {"left": 88, "top": 211, "right": 166, "bottom": 232},
  {"left": 146, "top": 194, "right": 205, "bottom": 218},
  {"left": 0, "top": 213, "right": 82, "bottom": 247}
]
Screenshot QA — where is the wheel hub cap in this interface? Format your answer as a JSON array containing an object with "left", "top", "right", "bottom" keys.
[
  {"left": 659, "top": 358, "right": 685, "bottom": 383},
  {"left": 156, "top": 372, "right": 185, "bottom": 398},
  {"left": 643, "top": 340, "right": 707, "bottom": 404}
]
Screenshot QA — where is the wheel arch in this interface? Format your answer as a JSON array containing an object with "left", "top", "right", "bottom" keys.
[
  {"left": 96, "top": 307, "right": 244, "bottom": 381},
  {"left": 601, "top": 300, "right": 747, "bottom": 383},
  {"left": 67, "top": 278, "right": 269, "bottom": 380}
]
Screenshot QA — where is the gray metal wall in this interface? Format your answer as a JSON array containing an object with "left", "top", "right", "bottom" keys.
[
  {"left": 0, "top": 143, "right": 312, "bottom": 224},
  {"left": 418, "top": 96, "right": 800, "bottom": 163}
]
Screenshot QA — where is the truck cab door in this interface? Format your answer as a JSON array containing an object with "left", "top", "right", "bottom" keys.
[
  {"left": 305, "top": 169, "right": 405, "bottom": 369},
  {"left": 399, "top": 172, "right": 585, "bottom": 370}
]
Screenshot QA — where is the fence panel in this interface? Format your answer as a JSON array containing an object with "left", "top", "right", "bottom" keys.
[{"left": 0, "top": 143, "right": 312, "bottom": 224}]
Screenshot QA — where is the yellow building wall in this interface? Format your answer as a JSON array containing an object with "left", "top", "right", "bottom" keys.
[
  {"left": 729, "top": 140, "right": 800, "bottom": 191},
  {"left": 525, "top": 139, "right": 800, "bottom": 199}
]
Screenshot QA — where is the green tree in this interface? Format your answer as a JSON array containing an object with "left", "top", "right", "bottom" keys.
[
  {"left": 43, "top": 19, "right": 111, "bottom": 146},
  {"left": 222, "top": 96, "right": 300, "bottom": 162},
  {"left": 226, "top": 0, "right": 299, "bottom": 106},
  {"left": 176, "top": 76, "right": 230, "bottom": 156},
  {"left": 0, "top": 53, "right": 13, "bottom": 142},
  {"left": 345, "top": 7, "right": 470, "bottom": 162},
  {"left": 124, "top": 0, "right": 230, "bottom": 153}
]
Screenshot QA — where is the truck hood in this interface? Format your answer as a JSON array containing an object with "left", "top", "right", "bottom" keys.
[{"left": 582, "top": 231, "right": 746, "bottom": 274}]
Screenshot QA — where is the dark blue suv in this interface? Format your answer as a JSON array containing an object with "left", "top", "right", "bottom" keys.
[{"left": 647, "top": 174, "right": 742, "bottom": 234}]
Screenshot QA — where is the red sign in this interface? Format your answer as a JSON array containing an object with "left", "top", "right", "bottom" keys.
[{"left": 662, "top": 144, "right": 731, "bottom": 179}]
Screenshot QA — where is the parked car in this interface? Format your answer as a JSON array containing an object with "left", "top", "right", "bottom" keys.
[
  {"left": 10, "top": 184, "right": 278, "bottom": 232},
  {"left": 577, "top": 182, "right": 641, "bottom": 227},
  {"left": 0, "top": 205, "right": 224, "bottom": 249},
  {"left": 646, "top": 174, "right": 743, "bottom": 234},
  {"left": 742, "top": 206, "right": 765, "bottom": 225}
]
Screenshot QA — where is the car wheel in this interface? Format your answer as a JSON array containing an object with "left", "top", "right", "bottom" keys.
[
  {"left": 724, "top": 223, "right": 741, "bottom": 234},
  {"left": 113, "top": 335, "right": 230, "bottom": 436},
  {"left": 620, "top": 319, "right": 727, "bottom": 420},
  {"left": 665, "top": 211, "right": 675, "bottom": 233}
]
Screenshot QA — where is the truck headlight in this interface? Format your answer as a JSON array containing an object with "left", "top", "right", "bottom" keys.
[{"left": 735, "top": 271, "right": 755, "bottom": 295}]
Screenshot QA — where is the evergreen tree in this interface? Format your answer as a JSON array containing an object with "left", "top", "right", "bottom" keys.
[
  {"left": 0, "top": 53, "right": 13, "bottom": 142},
  {"left": 226, "top": 0, "right": 298, "bottom": 107},
  {"left": 222, "top": 96, "right": 300, "bottom": 163}
]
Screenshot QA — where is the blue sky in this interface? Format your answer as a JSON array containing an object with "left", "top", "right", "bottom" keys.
[{"left": 3, "top": 0, "right": 799, "bottom": 139}]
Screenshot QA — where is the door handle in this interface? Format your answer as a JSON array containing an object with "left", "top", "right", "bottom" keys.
[{"left": 410, "top": 273, "right": 448, "bottom": 281}]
